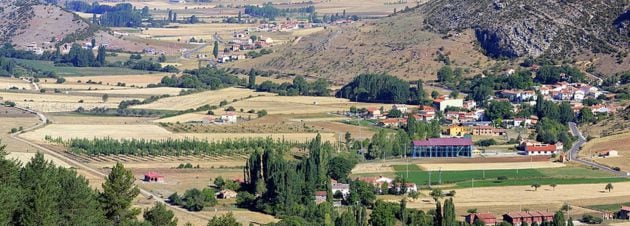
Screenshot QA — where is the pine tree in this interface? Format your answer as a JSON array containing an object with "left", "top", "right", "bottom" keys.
[
  {"left": 57, "top": 169, "right": 107, "bottom": 226},
  {"left": 91, "top": 39, "right": 96, "bottom": 49},
  {"left": 143, "top": 202, "right": 178, "bottom": 226},
  {"left": 168, "top": 10, "right": 172, "bottom": 22},
  {"left": 18, "top": 153, "right": 62, "bottom": 225},
  {"left": 99, "top": 162, "right": 141, "bottom": 224},
  {"left": 207, "top": 212, "right": 241, "bottom": 226},
  {"left": 213, "top": 41, "right": 219, "bottom": 58},
  {"left": 237, "top": 10, "right": 242, "bottom": 23},
  {"left": 92, "top": 13, "right": 98, "bottom": 24},
  {"left": 0, "top": 140, "right": 21, "bottom": 225}
]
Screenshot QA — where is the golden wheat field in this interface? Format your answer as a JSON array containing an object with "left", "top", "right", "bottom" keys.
[
  {"left": 61, "top": 74, "right": 171, "bottom": 87},
  {"left": 0, "top": 77, "right": 32, "bottom": 90},
  {"left": 131, "top": 87, "right": 274, "bottom": 111},
  {"left": 21, "top": 124, "right": 336, "bottom": 143},
  {"left": 0, "top": 91, "right": 134, "bottom": 112},
  {"left": 581, "top": 132, "right": 630, "bottom": 172},
  {"left": 75, "top": 87, "right": 184, "bottom": 96},
  {"left": 229, "top": 95, "right": 414, "bottom": 114}
]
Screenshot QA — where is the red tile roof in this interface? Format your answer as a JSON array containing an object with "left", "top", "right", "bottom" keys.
[
  {"left": 475, "top": 213, "right": 497, "bottom": 220},
  {"left": 315, "top": 191, "right": 327, "bottom": 196},
  {"left": 413, "top": 138, "right": 473, "bottom": 146},
  {"left": 526, "top": 144, "right": 557, "bottom": 152}
]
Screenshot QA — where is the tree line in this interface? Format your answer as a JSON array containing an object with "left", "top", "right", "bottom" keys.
[
  {"left": 244, "top": 3, "right": 315, "bottom": 20},
  {"left": 250, "top": 70, "right": 330, "bottom": 96},
  {"left": 61, "top": 137, "right": 299, "bottom": 156},
  {"left": 337, "top": 73, "right": 423, "bottom": 104},
  {"left": 155, "top": 66, "right": 243, "bottom": 89}
]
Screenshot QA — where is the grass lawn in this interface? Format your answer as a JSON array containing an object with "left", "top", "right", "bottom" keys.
[
  {"left": 14, "top": 59, "right": 150, "bottom": 76},
  {"left": 392, "top": 164, "right": 630, "bottom": 188},
  {"left": 587, "top": 202, "right": 630, "bottom": 211}
]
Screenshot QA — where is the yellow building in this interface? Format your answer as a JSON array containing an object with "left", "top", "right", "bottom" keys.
[{"left": 447, "top": 125, "right": 468, "bottom": 137}]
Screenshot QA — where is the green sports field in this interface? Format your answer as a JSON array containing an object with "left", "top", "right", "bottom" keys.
[
  {"left": 13, "top": 59, "right": 150, "bottom": 76},
  {"left": 392, "top": 164, "right": 629, "bottom": 188}
]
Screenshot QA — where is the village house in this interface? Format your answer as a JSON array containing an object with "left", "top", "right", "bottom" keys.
[
  {"left": 598, "top": 149, "right": 618, "bottom": 157},
  {"left": 366, "top": 107, "right": 382, "bottom": 119},
  {"left": 391, "top": 104, "right": 408, "bottom": 113},
  {"left": 143, "top": 172, "right": 164, "bottom": 183},
  {"left": 331, "top": 181, "right": 350, "bottom": 198},
  {"left": 503, "top": 211, "right": 554, "bottom": 225},
  {"left": 523, "top": 143, "right": 557, "bottom": 156},
  {"left": 314, "top": 191, "right": 327, "bottom": 204},
  {"left": 220, "top": 112, "right": 238, "bottom": 124},
  {"left": 465, "top": 213, "right": 498, "bottom": 226},
  {"left": 434, "top": 97, "right": 464, "bottom": 111},
  {"left": 394, "top": 183, "right": 418, "bottom": 194},
  {"left": 471, "top": 126, "right": 506, "bottom": 136},
  {"left": 447, "top": 125, "right": 468, "bottom": 137},
  {"left": 463, "top": 100, "right": 477, "bottom": 110},
  {"left": 378, "top": 118, "right": 406, "bottom": 128},
  {"left": 418, "top": 105, "right": 436, "bottom": 121}
]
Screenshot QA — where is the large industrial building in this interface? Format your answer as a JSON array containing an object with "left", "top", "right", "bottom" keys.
[{"left": 411, "top": 138, "right": 473, "bottom": 158}]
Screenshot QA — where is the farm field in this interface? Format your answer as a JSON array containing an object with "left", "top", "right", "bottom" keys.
[
  {"left": 0, "top": 114, "right": 40, "bottom": 152},
  {"left": 406, "top": 181, "right": 630, "bottom": 214},
  {"left": 228, "top": 95, "right": 413, "bottom": 114},
  {"left": 389, "top": 164, "right": 627, "bottom": 188},
  {"left": 46, "top": 113, "right": 155, "bottom": 125},
  {"left": 13, "top": 59, "right": 150, "bottom": 76},
  {"left": 20, "top": 124, "right": 336, "bottom": 143},
  {"left": 0, "top": 91, "right": 135, "bottom": 112},
  {"left": 61, "top": 73, "right": 171, "bottom": 87},
  {"left": 418, "top": 162, "right": 565, "bottom": 171},
  {"left": 132, "top": 87, "right": 273, "bottom": 111},
  {"left": 580, "top": 132, "right": 630, "bottom": 172},
  {"left": 0, "top": 77, "right": 32, "bottom": 90},
  {"left": 75, "top": 87, "right": 184, "bottom": 96}
]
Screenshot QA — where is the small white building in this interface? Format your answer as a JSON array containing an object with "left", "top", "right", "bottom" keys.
[
  {"left": 391, "top": 104, "right": 408, "bottom": 113},
  {"left": 220, "top": 112, "right": 237, "bottom": 124},
  {"left": 331, "top": 182, "right": 350, "bottom": 198},
  {"left": 435, "top": 98, "right": 464, "bottom": 112}
]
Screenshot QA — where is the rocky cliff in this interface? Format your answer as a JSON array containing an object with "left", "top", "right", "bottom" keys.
[{"left": 421, "top": 0, "right": 630, "bottom": 58}]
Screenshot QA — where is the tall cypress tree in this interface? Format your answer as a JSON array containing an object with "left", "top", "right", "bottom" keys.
[
  {"left": 434, "top": 200, "right": 443, "bottom": 226},
  {"left": 99, "top": 162, "right": 141, "bottom": 224},
  {"left": 443, "top": 198, "right": 456, "bottom": 226},
  {"left": 553, "top": 211, "right": 566, "bottom": 226},
  {"left": 96, "top": 46, "right": 106, "bottom": 67},
  {"left": 248, "top": 69, "right": 256, "bottom": 89},
  {"left": 213, "top": 41, "right": 219, "bottom": 58}
]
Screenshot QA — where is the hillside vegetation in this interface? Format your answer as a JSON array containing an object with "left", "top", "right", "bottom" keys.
[
  {"left": 230, "top": 0, "right": 630, "bottom": 81},
  {"left": 0, "top": 0, "right": 94, "bottom": 49}
]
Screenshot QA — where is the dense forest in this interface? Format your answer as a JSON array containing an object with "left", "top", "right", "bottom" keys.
[
  {"left": 66, "top": 2, "right": 149, "bottom": 27},
  {"left": 0, "top": 142, "right": 179, "bottom": 225},
  {"left": 156, "top": 66, "right": 243, "bottom": 89},
  {"left": 60, "top": 136, "right": 298, "bottom": 156},
  {"left": 244, "top": 3, "right": 315, "bottom": 20},
  {"left": 336, "top": 73, "right": 419, "bottom": 104},
  {"left": 251, "top": 71, "right": 330, "bottom": 96}
]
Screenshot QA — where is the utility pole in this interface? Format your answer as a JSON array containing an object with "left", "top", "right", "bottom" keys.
[
  {"left": 428, "top": 170, "right": 432, "bottom": 188},
  {"left": 438, "top": 167, "right": 442, "bottom": 185}
]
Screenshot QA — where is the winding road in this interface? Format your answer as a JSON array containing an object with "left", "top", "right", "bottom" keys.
[
  {"left": 567, "top": 122, "right": 628, "bottom": 177},
  {"left": 8, "top": 106, "right": 212, "bottom": 221}
]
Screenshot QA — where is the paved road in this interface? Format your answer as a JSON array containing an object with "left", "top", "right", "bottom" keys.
[
  {"left": 182, "top": 43, "right": 209, "bottom": 59},
  {"left": 9, "top": 106, "right": 212, "bottom": 221},
  {"left": 567, "top": 122, "right": 628, "bottom": 177}
]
